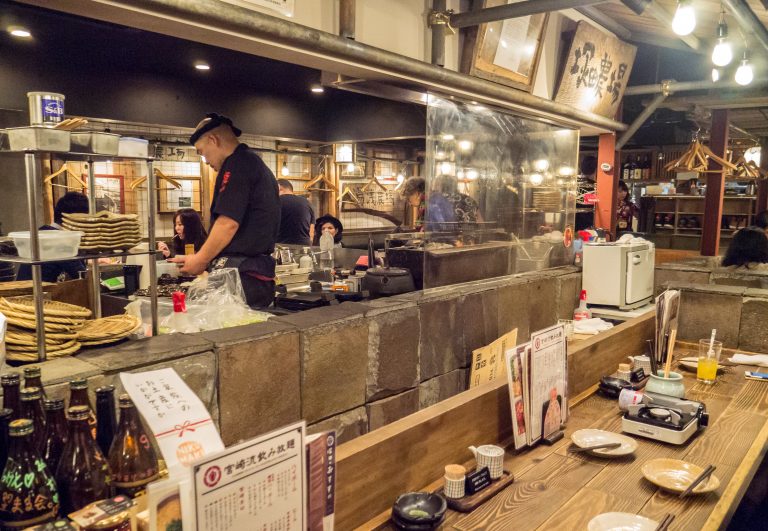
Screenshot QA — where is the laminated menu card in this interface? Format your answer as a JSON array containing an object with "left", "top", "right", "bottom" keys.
[
  {"left": 505, "top": 342, "right": 530, "bottom": 449},
  {"left": 528, "top": 324, "right": 568, "bottom": 444},
  {"left": 121, "top": 368, "right": 224, "bottom": 475}
]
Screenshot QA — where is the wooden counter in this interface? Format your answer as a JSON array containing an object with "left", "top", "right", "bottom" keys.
[{"left": 340, "top": 322, "right": 768, "bottom": 530}]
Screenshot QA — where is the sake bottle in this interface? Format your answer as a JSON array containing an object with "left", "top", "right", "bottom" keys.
[
  {"left": 19, "top": 387, "right": 46, "bottom": 452},
  {"left": 108, "top": 395, "right": 160, "bottom": 497},
  {"left": 22, "top": 366, "right": 46, "bottom": 399},
  {"left": 41, "top": 399, "right": 68, "bottom": 473},
  {"left": 68, "top": 378, "right": 97, "bottom": 439},
  {"left": 1, "top": 373, "right": 21, "bottom": 420},
  {"left": 0, "top": 408, "right": 12, "bottom": 470},
  {"left": 0, "top": 419, "right": 59, "bottom": 529},
  {"left": 55, "top": 406, "right": 112, "bottom": 515},
  {"left": 95, "top": 386, "right": 117, "bottom": 458}
]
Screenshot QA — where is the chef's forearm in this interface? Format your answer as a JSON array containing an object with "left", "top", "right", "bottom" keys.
[{"left": 196, "top": 215, "right": 239, "bottom": 262}]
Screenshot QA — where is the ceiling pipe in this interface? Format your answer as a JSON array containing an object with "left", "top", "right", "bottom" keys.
[
  {"left": 17, "top": 0, "right": 626, "bottom": 132},
  {"left": 430, "top": 0, "right": 446, "bottom": 67},
  {"left": 339, "top": 0, "right": 355, "bottom": 40},
  {"left": 625, "top": 78, "right": 768, "bottom": 96},
  {"left": 621, "top": 0, "right": 701, "bottom": 51},
  {"left": 615, "top": 92, "right": 667, "bottom": 149},
  {"left": 449, "top": 0, "right": 606, "bottom": 28},
  {"left": 722, "top": 0, "right": 768, "bottom": 56}
]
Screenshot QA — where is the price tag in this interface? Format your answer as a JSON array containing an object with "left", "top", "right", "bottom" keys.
[{"left": 465, "top": 467, "right": 492, "bottom": 495}]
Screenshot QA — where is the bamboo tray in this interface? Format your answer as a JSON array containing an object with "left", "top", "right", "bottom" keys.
[
  {"left": 77, "top": 314, "right": 141, "bottom": 341},
  {"left": 0, "top": 296, "right": 91, "bottom": 318},
  {"left": 433, "top": 470, "right": 514, "bottom": 513}
]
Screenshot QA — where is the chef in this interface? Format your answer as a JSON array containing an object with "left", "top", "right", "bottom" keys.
[{"left": 171, "top": 113, "right": 280, "bottom": 308}]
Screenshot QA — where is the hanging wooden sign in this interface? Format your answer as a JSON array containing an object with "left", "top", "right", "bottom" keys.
[{"left": 554, "top": 21, "right": 637, "bottom": 119}]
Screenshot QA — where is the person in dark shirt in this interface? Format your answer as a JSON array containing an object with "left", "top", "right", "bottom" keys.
[
  {"left": 16, "top": 192, "right": 89, "bottom": 283},
  {"left": 276, "top": 179, "right": 315, "bottom": 246},
  {"left": 171, "top": 113, "right": 280, "bottom": 308},
  {"left": 158, "top": 208, "right": 208, "bottom": 258}
]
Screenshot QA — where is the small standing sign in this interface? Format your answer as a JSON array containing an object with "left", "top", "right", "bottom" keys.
[{"left": 191, "top": 421, "right": 307, "bottom": 531}]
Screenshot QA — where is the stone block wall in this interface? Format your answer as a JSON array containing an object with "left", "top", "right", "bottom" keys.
[
  {"left": 668, "top": 281, "right": 768, "bottom": 351},
  {"left": 0, "top": 267, "right": 582, "bottom": 448},
  {"left": 655, "top": 258, "right": 768, "bottom": 294}
]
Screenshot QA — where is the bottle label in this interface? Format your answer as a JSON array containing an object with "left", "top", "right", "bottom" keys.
[
  {"left": 40, "top": 97, "right": 64, "bottom": 124},
  {"left": 112, "top": 472, "right": 160, "bottom": 488}
]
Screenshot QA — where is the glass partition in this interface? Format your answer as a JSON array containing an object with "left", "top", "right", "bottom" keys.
[{"left": 386, "top": 97, "right": 578, "bottom": 289}]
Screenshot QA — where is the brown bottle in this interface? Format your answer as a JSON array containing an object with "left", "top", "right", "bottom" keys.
[
  {"left": 55, "top": 406, "right": 112, "bottom": 515},
  {"left": 0, "top": 419, "right": 59, "bottom": 529},
  {"left": 95, "top": 386, "right": 117, "bottom": 458},
  {"left": 22, "top": 366, "right": 46, "bottom": 398},
  {"left": 41, "top": 399, "right": 68, "bottom": 473},
  {"left": 68, "top": 378, "right": 97, "bottom": 439},
  {"left": 19, "top": 387, "right": 46, "bottom": 452},
  {"left": 0, "top": 408, "right": 12, "bottom": 470},
  {"left": 1, "top": 373, "right": 21, "bottom": 420},
  {"left": 108, "top": 395, "right": 160, "bottom": 497}
]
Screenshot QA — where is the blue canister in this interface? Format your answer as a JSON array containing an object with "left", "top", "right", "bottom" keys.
[{"left": 27, "top": 91, "right": 65, "bottom": 126}]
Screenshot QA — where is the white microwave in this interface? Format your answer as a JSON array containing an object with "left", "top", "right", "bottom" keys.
[{"left": 582, "top": 242, "right": 655, "bottom": 310}]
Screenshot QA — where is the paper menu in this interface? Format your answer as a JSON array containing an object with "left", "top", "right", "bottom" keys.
[
  {"left": 191, "top": 421, "right": 307, "bottom": 531},
  {"left": 528, "top": 325, "right": 567, "bottom": 443},
  {"left": 505, "top": 343, "right": 530, "bottom": 450},
  {"left": 469, "top": 328, "right": 518, "bottom": 388},
  {"left": 120, "top": 368, "right": 224, "bottom": 473}
]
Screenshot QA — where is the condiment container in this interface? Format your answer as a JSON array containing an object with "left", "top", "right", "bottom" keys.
[
  {"left": 9, "top": 230, "right": 83, "bottom": 259},
  {"left": 71, "top": 132, "right": 120, "bottom": 155},
  {"left": 118, "top": 137, "right": 149, "bottom": 158},
  {"left": 617, "top": 363, "right": 632, "bottom": 381},
  {"left": 27, "top": 91, "right": 65, "bottom": 126},
  {"left": 5, "top": 126, "right": 70, "bottom": 152},
  {"left": 645, "top": 370, "right": 685, "bottom": 398}
]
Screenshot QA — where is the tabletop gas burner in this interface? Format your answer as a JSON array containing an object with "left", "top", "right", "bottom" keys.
[{"left": 622, "top": 392, "right": 709, "bottom": 445}]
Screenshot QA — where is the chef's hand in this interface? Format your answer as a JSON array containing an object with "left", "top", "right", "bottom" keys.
[{"left": 169, "top": 254, "right": 207, "bottom": 276}]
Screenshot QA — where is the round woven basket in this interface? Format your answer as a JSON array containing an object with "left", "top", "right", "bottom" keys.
[
  {"left": 0, "top": 297, "right": 91, "bottom": 318},
  {"left": 6, "top": 342, "right": 81, "bottom": 362}
]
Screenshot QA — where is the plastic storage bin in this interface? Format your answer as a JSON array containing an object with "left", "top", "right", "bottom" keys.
[
  {"left": 71, "top": 132, "right": 119, "bottom": 155},
  {"left": 4, "top": 126, "right": 70, "bottom": 152},
  {"left": 9, "top": 230, "right": 83, "bottom": 259},
  {"left": 118, "top": 137, "right": 149, "bottom": 158}
]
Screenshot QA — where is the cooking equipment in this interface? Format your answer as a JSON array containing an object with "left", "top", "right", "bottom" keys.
[
  {"left": 4, "top": 126, "right": 70, "bottom": 152},
  {"left": 582, "top": 241, "right": 655, "bottom": 310},
  {"left": 362, "top": 267, "right": 415, "bottom": 298},
  {"left": 622, "top": 392, "right": 708, "bottom": 445},
  {"left": 27, "top": 91, "right": 65, "bottom": 126},
  {"left": 70, "top": 132, "right": 120, "bottom": 155}
]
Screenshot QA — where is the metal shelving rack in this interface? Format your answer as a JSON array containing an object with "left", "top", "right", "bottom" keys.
[{"left": 4, "top": 148, "right": 160, "bottom": 361}]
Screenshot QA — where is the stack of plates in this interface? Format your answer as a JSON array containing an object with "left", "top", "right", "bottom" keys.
[
  {"left": 77, "top": 314, "right": 141, "bottom": 347},
  {"left": 61, "top": 211, "right": 142, "bottom": 251},
  {"left": 0, "top": 296, "right": 91, "bottom": 361}
]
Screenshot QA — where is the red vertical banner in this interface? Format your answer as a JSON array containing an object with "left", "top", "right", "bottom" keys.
[
  {"left": 701, "top": 109, "right": 729, "bottom": 256},
  {"left": 595, "top": 133, "right": 618, "bottom": 238}
]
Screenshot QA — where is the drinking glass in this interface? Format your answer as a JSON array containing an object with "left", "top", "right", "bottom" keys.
[{"left": 697, "top": 339, "right": 722, "bottom": 384}]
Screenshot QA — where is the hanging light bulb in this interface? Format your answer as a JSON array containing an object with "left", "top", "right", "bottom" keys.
[
  {"left": 711, "top": 12, "right": 732, "bottom": 66},
  {"left": 711, "top": 68, "right": 720, "bottom": 82},
  {"left": 735, "top": 50, "right": 754, "bottom": 86},
  {"left": 281, "top": 161, "right": 289, "bottom": 176},
  {"left": 672, "top": 0, "right": 696, "bottom": 36}
]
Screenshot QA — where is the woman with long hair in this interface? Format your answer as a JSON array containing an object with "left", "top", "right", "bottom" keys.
[{"left": 158, "top": 208, "right": 208, "bottom": 258}]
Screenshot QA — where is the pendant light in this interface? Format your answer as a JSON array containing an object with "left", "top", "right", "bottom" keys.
[
  {"left": 711, "top": 68, "right": 720, "bottom": 82},
  {"left": 735, "top": 50, "right": 754, "bottom": 86},
  {"left": 281, "top": 161, "right": 289, "bottom": 176},
  {"left": 672, "top": 0, "right": 696, "bottom": 36},
  {"left": 711, "top": 8, "right": 732, "bottom": 67}
]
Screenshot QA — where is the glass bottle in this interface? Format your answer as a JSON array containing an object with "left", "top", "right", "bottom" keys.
[
  {"left": 55, "top": 405, "right": 112, "bottom": 515},
  {"left": 95, "top": 386, "right": 117, "bottom": 458},
  {"left": 41, "top": 399, "right": 68, "bottom": 473},
  {"left": 108, "top": 395, "right": 160, "bottom": 497},
  {"left": 22, "top": 366, "right": 45, "bottom": 398},
  {"left": 0, "top": 408, "right": 12, "bottom": 470},
  {"left": 1, "top": 373, "right": 21, "bottom": 420},
  {"left": 0, "top": 419, "right": 59, "bottom": 529},
  {"left": 19, "top": 387, "right": 46, "bottom": 452},
  {"left": 68, "top": 378, "right": 97, "bottom": 439}
]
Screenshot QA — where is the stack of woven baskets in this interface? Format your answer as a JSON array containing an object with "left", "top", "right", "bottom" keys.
[
  {"left": 77, "top": 314, "right": 141, "bottom": 347},
  {"left": 0, "top": 296, "right": 90, "bottom": 361},
  {"left": 61, "top": 211, "right": 142, "bottom": 251}
]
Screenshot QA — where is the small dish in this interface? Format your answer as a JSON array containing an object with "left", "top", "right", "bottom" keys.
[
  {"left": 571, "top": 429, "right": 638, "bottom": 457},
  {"left": 642, "top": 458, "right": 721, "bottom": 494},
  {"left": 588, "top": 512, "right": 658, "bottom": 531},
  {"left": 391, "top": 492, "right": 447, "bottom": 528},
  {"left": 678, "top": 357, "right": 726, "bottom": 373}
]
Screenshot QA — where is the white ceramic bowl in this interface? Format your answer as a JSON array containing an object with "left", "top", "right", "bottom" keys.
[{"left": 588, "top": 512, "right": 658, "bottom": 531}]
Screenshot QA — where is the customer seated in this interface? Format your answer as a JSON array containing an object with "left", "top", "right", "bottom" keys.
[
  {"left": 722, "top": 227, "right": 768, "bottom": 269},
  {"left": 312, "top": 215, "right": 343, "bottom": 247}
]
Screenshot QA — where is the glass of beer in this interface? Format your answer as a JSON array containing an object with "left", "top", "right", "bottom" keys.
[{"left": 698, "top": 339, "right": 723, "bottom": 384}]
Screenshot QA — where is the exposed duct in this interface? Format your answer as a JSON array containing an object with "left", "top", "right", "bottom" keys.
[
  {"left": 449, "top": 0, "right": 606, "bottom": 28},
  {"left": 625, "top": 78, "right": 768, "bottom": 96},
  {"left": 620, "top": 0, "right": 701, "bottom": 51},
  {"left": 722, "top": 0, "right": 768, "bottom": 56}
]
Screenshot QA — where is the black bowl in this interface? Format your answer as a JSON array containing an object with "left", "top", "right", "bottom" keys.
[
  {"left": 391, "top": 511, "right": 446, "bottom": 530},
  {"left": 392, "top": 492, "right": 448, "bottom": 526}
]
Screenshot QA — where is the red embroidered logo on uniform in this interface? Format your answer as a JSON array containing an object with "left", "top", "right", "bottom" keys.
[{"left": 219, "top": 171, "right": 231, "bottom": 192}]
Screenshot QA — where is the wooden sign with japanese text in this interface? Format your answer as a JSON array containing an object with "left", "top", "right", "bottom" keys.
[{"left": 554, "top": 21, "right": 637, "bottom": 119}]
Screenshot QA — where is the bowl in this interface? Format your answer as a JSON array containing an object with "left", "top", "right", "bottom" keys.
[
  {"left": 8, "top": 230, "right": 83, "bottom": 259},
  {"left": 588, "top": 512, "right": 658, "bottom": 531},
  {"left": 391, "top": 492, "right": 447, "bottom": 528}
]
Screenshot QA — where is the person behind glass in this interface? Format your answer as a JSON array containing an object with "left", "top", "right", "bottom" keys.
[
  {"left": 616, "top": 180, "right": 638, "bottom": 234},
  {"left": 312, "top": 215, "right": 343, "bottom": 247},
  {"left": 16, "top": 192, "right": 89, "bottom": 283},
  {"left": 401, "top": 177, "right": 453, "bottom": 231},
  {"left": 158, "top": 208, "right": 208, "bottom": 258},
  {"left": 170, "top": 113, "right": 280, "bottom": 308},
  {"left": 721, "top": 227, "right": 768, "bottom": 269},
  {"left": 276, "top": 179, "right": 315, "bottom": 246}
]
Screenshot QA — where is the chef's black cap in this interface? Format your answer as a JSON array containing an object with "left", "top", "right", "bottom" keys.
[{"left": 190, "top": 113, "right": 242, "bottom": 145}]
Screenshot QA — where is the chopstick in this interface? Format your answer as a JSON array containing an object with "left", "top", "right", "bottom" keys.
[
  {"left": 679, "top": 465, "right": 716, "bottom": 499},
  {"left": 647, "top": 339, "right": 658, "bottom": 376},
  {"left": 664, "top": 328, "right": 677, "bottom": 379},
  {"left": 568, "top": 442, "right": 621, "bottom": 453},
  {"left": 655, "top": 513, "right": 675, "bottom": 531}
]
